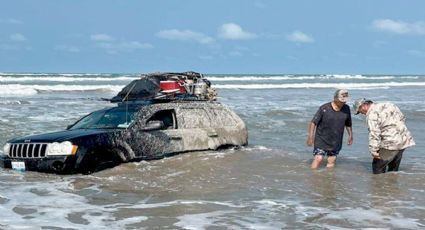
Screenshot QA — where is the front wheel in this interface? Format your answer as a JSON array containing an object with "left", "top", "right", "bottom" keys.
[{"left": 80, "top": 149, "right": 124, "bottom": 174}]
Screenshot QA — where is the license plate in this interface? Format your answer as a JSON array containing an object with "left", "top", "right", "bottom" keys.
[{"left": 11, "top": 161, "right": 26, "bottom": 171}]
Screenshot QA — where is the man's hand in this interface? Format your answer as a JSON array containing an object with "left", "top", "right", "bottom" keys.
[
  {"left": 306, "top": 136, "right": 314, "bottom": 146},
  {"left": 372, "top": 151, "right": 380, "bottom": 159},
  {"left": 347, "top": 135, "right": 353, "bottom": 145}
]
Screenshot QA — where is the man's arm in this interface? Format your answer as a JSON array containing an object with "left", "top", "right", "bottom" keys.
[
  {"left": 346, "top": 126, "right": 353, "bottom": 145},
  {"left": 367, "top": 113, "right": 381, "bottom": 158},
  {"left": 308, "top": 106, "right": 324, "bottom": 146},
  {"left": 306, "top": 122, "right": 316, "bottom": 146}
]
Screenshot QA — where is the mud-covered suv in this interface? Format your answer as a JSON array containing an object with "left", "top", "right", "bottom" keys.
[
  {"left": 1, "top": 72, "right": 248, "bottom": 174},
  {"left": 1, "top": 100, "right": 247, "bottom": 174}
]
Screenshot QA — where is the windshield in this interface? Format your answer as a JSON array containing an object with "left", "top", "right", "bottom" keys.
[{"left": 69, "top": 108, "right": 138, "bottom": 130}]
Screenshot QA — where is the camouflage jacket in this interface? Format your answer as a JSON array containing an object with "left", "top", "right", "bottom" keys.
[{"left": 366, "top": 103, "right": 415, "bottom": 157}]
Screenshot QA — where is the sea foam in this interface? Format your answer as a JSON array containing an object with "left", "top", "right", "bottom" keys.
[
  {"left": 214, "top": 81, "right": 425, "bottom": 89},
  {"left": 0, "top": 84, "right": 123, "bottom": 96},
  {"left": 0, "top": 76, "right": 137, "bottom": 82}
]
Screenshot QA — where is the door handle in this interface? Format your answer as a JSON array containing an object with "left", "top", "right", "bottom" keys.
[
  {"left": 207, "top": 131, "right": 218, "bottom": 137},
  {"left": 169, "top": 135, "right": 182, "bottom": 140}
]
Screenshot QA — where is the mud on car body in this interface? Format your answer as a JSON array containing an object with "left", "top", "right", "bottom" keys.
[{"left": 1, "top": 87, "right": 248, "bottom": 174}]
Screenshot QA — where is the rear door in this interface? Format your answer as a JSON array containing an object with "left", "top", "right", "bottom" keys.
[
  {"left": 176, "top": 107, "right": 217, "bottom": 151},
  {"left": 207, "top": 107, "right": 241, "bottom": 147}
]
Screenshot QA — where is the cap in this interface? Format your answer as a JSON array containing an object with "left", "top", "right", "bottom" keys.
[
  {"left": 353, "top": 98, "right": 367, "bottom": 115},
  {"left": 334, "top": 89, "right": 349, "bottom": 103}
]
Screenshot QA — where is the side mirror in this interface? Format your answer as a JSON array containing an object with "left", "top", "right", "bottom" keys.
[{"left": 142, "top": 120, "right": 164, "bottom": 131}]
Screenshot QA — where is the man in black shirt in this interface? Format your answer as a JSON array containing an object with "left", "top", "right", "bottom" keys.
[{"left": 307, "top": 89, "right": 353, "bottom": 169}]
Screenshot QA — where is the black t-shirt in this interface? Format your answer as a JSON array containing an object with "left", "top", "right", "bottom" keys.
[{"left": 312, "top": 102, "right": 352, "bottom": 151}]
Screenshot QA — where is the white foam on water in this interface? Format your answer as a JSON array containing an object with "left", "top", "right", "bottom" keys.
[
  {"left": 327, "top": 74, "right": 420, "bottom": 80},
  {"left": 0, "top": 73, "right": 113, "bottom": 76},
  {"left": 0, "top": 84, "right": 123, "bottom": 96},
  {"left": 202, "top": 151, "right": 230, "bottom": 159},
  {"left": 209, "top": 75, "right": 423, "bottom": 82},
  {"left": 0, "top": 100, "right": 30, "bottom": 105},
  {"left": 322, "top": 207, "right": 423, "bottom": 229},
  {"left": 174, "top": 210, "right": 235, "bottom": 230},
  {"left": 0, "top": 85, "right": 38, "bottom": 96},
  {"left": 114, "top": 216, "right": 148, "bottom": 226},
  {"left": 159, "top": 170, "right": 187, "bottom": 179},
  {"left": 0, "top": 174, "right": 423, "bottom": 229},
  {"left": 127, "top": 199, "right": 244, "bottom": 210},
  {"left": 209, "top": 76, "right": 315, "bottom": 81},
  {"left": 0, "top": 76, "right": 137, "bottom": 82},
  {"left": 56, "top": 73, "right": 115, "bottom": 77},
  {"left": 214, "top": 82, "right": 425, "bottom": 89},
  {"left": 0, "top": 177, "right": 154, "bottom": 229},
  {"left": 244, "top": 145, "right": 272, "bottom": 151},
  {"left": 245, "top": 198, "right": 425, "bottom": 229},
  {"left": 28, "top": 115, "right": 66, "bottom": 122}
]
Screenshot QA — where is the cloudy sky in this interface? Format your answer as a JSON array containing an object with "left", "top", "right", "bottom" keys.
[{"left": 1, "top": 0, "right": 425, "bottom": 74}]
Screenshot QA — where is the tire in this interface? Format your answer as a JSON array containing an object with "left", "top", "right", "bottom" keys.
[{"left": 81, "top": 148, "right": 124, "bottom": 174}]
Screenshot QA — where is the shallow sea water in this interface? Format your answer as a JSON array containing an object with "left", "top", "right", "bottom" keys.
[{"left": 0, "top": 74, "right": 424, "bottom": 229}]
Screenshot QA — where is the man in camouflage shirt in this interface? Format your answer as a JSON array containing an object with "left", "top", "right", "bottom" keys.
[{"left": 353, "top": 98, "right": 415, "bottom": 174}]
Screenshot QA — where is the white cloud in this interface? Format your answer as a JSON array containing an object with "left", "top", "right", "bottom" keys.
[
  {"left": 156, "top": 29, "right": 215, "bottom": 44},
  {"left": 90, "top": 34, "right": 114, "bottom": 42},
  {"left": 90, "top": 33, "right": 153, "bottom": 53},
  {"left": 0, "top": 44, "right": 19, "bottom": 50},
  {"left": 229, "top": 51, "right": 242, "bottom": 56},
  {"left": 0, "top": 43, "right": 31, "bottom": 51},
  {"left": 408, "top": 50, "right": 425, "bottom": 57},
  {"left": 0, "top": 18, "right": 22, "bottom": 24},
  {"left": 286, "top": 31, "right": 314, "bottom": 43},
  {"left": 10, "top": 33, "right": 26, "bottom": 42},
  {"left": 199, "top": 55, "right": 214, "bottom": 60},
  {"left": 55, "top": 45, "right": 80, "bottom": 53},
  {"left": 218, "top": 23, "right": 257, "bottom": 40},
  {"left": 95, "top": 41, "right": 153, "bottom": 54},
  {"left": 254, "top": 2, "right": 267, "bottom": 9},
  {"left": 372, "top": 19, "right": 425, "bottom": 35},
  {"left": 117, "top": 41, "right": 153, "bottom": 49}
]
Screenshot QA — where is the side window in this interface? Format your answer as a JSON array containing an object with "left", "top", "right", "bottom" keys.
[
  {"left": 180, "top": 108, "right": 211, "bottom": 129},
  {"left": 209, "top": 108, "right": 237, "bottom": 127},
  {"left": 147, "top": 110, "right": 176, "bottom": 130}
]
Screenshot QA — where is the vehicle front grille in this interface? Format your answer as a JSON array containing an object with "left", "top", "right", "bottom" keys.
[{"left": 9, "top": 143, "right": 48, "bottom": 158}]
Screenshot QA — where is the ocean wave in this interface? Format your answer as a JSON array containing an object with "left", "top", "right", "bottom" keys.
[
  {"left": 0, "top": 74, "right": 421, "bottom": 83},
  {"left": 318, "top": 74, "right": 419, "bottom": 80},
  {"left": 214, "top": 82, "right": 425, "bottom": 89},
  {"left": 1, "top": 81, "right": 424, "bottom": 96},
  {"left": 208, "top": 76, "right": 312, "bottom": 81},
  {"left": 209, "top": 75, "right": 421, "bottom": 81},
  {"left": 0, "top": 76, "right": 138, "bottom": 82},
  {"left": 0, "top": 100, "right": 30, "bottom": 105},
  {"left": 0, "top": 73, "right": 115, "bottom": 76},
  {"left": 0, "top": 84, "right": 123, "bottom": 96}
]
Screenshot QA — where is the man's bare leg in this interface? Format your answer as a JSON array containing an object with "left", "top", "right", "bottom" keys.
[
  {"left": 326, "top": 156, "right": 337, "bottom": 168},
  {"left": 311, "top": 155, "right": 323, "bottom": 169}
]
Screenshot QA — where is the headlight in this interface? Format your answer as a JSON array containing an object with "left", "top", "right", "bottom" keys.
[
  {"left": 46, "top": 141, "right": 78, "bottom": 156},
  {"left": 2, "top": 143, "right": 11, "bottom": 156}
]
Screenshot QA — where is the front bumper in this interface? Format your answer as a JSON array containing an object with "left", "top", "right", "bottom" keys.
[{"left": 0, "top": 155, "right": 77, "bottom": 174}]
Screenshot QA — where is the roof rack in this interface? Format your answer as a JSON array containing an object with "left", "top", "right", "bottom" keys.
[{"left": 110, "top": 71, "right": 217, "bottom": 103}]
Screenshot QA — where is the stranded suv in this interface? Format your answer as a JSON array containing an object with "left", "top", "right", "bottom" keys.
[{"left": 1, "top": 72, "right": 248, "bottom": 174}]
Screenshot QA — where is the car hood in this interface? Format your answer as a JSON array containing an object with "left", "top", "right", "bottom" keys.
[{"left": 9, "top": 129, "right": 121, "bottom": 143}]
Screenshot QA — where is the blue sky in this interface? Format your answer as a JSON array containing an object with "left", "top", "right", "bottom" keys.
[{"left": 1, "top": 0, "right": 425, "bottom": 74}]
